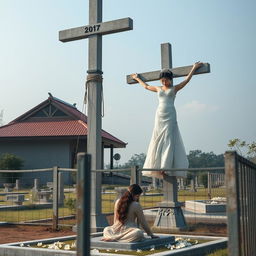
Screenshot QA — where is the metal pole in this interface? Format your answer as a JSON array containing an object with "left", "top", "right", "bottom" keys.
[
  {"left": 207, "top": 172, "right": 211, "bottom": 199},
  {"left": 110, "top": 145, "right": 114, "bottom": 169},
  {"left": 130, "top": 166, "right": 139, "bottom": 185},
  {"left": 77, "top": 153, "right": 91, "bottom": 256},
  {"left": 225, "top": 151, "right": 240, "bottom": 256},
  {"left": 52, "top": 166, "right": 59, "bottom": 231}
]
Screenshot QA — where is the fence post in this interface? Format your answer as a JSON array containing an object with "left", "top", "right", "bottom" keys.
[
  {"left": 77, "top": 153, "right": 91, "bottom": 256},
  {"left": 190, "top": 173, "right": 197, "bottom": 192},
  {"left": 52, "top": 166, "right": 59, "bottom": 231},
  {"left": 207, "top": 172, "right": 212, "bottom": 199},
  {"left": 225, "top": 151, "right": 240, "bottom": 256},
  {"left": 130, "top": 166, "right": 139, "bottom": 185}
]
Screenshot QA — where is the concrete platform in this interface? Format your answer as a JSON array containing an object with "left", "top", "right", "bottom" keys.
[
  {"left": 0, "top": 233, "right": 227, "bottom": 256},
  {"left": 91, "top": 233, "right": 175, "bottom": 251},
  {"left": 144, "top": 208, "right": 227, "bottom": 224},
  {"left": 185, "top": 200, "right": 226, "bottom": 213}
]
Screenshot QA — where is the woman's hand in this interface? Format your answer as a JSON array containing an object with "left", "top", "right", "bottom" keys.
[
  {"left": 193, "top": 61, "right": 203, "bottom": 70},
  {"left": 151, "top": 234, "right": 159, "bottom": 239},
  {"left": 131, "top": 73, "right": 139, "bottom": 81}
]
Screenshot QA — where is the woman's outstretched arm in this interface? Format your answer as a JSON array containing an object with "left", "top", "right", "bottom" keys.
[
  {"left": 134, "top": 202, "right": 159, "bottom": 238},
  {"left": 174, "top": 61, "right": 203, "bottom": 93},
  {"left": 131, "top": 73, "right": 159, "bottom": 92}
]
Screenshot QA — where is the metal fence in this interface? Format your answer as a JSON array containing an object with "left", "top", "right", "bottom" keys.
[
  {"left": 0, "top": 165, "right": 226, "bottom": 234},
  {"left": 0, "top": 167, "right": 76, "bottom": 230},
  {"left": 225, "top": 151, "right": 256, "bottom": 256},
  {"left": 98, "top": 166, "right": 226, "bottom": 233}
]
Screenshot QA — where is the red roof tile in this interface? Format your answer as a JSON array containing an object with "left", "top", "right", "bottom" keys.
[
  {"left": 0, "top": 120, "right": 126, "bottom": 146},
  {"left": 0, "top": 96, "right": 127, "bottom": 147}
]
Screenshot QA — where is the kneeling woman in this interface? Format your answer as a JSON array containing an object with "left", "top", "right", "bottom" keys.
[{"left": 102, "top": 184, "right": 158, "bottom": 242}]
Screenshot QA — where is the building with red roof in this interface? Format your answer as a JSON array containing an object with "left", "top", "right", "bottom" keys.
[{"left": 0, "top": 94, "right": 126, "bottom": 173}]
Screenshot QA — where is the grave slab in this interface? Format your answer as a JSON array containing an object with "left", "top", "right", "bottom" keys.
[
  {"left": 91, "top": 234, "right": 175, "bottom": 251},
  {"left": 185, "top": 200, "right": 226, "bottom": 213}
]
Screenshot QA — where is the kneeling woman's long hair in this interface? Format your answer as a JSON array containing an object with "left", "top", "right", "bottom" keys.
[{"left": 117, "top": 184, "right": 143, "bottom": 224}]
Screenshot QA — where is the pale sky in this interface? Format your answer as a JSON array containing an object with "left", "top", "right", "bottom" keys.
[{"left": 0, "top": 0, "right": 255, "bottom": 164}]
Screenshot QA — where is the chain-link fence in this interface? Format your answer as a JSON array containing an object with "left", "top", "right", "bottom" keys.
[
  {"left": 0, "top": 165, "right": 226, "bottom": 235},
  {"left": 0, "top": 167, "right": 76, "bottom": 230}
]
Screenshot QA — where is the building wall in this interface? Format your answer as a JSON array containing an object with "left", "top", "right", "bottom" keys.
[
  {"left": 0, "top": 139, "right": 71, "bottom": 169},
  {"left": 0, "top": 139, "right": 72, "bottom": 185}
]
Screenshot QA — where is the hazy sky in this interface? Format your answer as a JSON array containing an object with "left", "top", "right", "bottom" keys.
[{"left": 0, "top": 0, "right": 255, "bottom": 164}]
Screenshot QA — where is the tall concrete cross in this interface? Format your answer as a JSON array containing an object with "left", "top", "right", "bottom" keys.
[
  {"left": 127, "top": 43, "right": 210, "bottom": 231},
  {"left": 59, "top": 0, "right": 133, "bottom": 231},
  {"left": 127, "top": 43, "right": 210, "bottom": 84}
]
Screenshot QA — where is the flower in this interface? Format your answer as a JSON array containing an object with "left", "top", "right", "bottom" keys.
[
  {"left": 150, "top": 246, "right": 155, "bottom": 251},
  {"left": 64, "top": 244, "right": 71, "bottom": 250},
  {"left": 90, "top": 249, "right": 99, "bottom": 254},
  {"left": 55, "top": 241, "right": 64, "bottom": 248},
  {"left": 166, "top": 243, "right": 171, "bottom": 249},
  {"left": 71, "top": 242, "right": 76, "bottom": 249},
  {"left": 48, "top": 243, "right": 60, "bottom": 250}
]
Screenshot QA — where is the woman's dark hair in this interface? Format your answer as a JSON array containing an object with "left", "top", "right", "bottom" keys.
[
  {"left": 159, "top": 69, "right": 173, "bottom": 80},
  {"left": 117, "top": 184, "right": 143, "bottom": 224}
]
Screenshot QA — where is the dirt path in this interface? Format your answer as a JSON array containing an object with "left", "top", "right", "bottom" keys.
[
  {"left": 0, "top": 225, "right": 75, "bottom": 244},
  {"left": 0, "top": 222, "right": 226, "bottom": 245}
]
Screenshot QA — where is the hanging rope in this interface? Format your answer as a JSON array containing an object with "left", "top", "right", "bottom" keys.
[
  {"left": 84, "top": 74, "right": 105, "bottom": 117},
  {"left": 75, "top": 73, "right": 104, "bottom": 166}
]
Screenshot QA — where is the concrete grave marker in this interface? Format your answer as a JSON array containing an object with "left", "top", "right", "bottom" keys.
[{"left": 14, "top": 179, "right": 20, "bottom": 190}]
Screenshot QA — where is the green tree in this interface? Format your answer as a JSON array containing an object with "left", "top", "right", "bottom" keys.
[
  {"left": 0, "top": 153, "right": 24, "bottom": 182},
  {"left": 106, "top": 153, "right": 146, "bottom": 169},
  {"left": 187, "top": 150, "right": 224, "bottom": 168},
  {"left": 187, "top": 150, "right": 224, "bottom": 188},
  {"left": 122, "top": 153, "right": 146, "bottom": 168},
  {"left": 0, "top": 153, "right": 24, "bottom": 170},
  {"left": 199, "top": 173, "right": 208, "bottom": 188},
  {"left": 228, "top": 138, "right": 256, "bottom": 163}
]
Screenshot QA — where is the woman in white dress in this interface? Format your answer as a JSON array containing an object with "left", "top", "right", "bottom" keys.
[
  {"left": 102, "top": 184, "right": 159, "bottom": 242},
  {"left": 131, "top": 62, "right": 203, "bottom": 179}
]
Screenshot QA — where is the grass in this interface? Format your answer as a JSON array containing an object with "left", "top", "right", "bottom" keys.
[
  {"left": 0, "top": 187, "right": 226, "bottom": 223},
  {"left": 31, "top": 238, "right": 206, "bottom": 255},
  {"left": 0, "top": 206, "right": 74, "bottom": 223},
  {"left": 207, "top": 248, "right": 227, "bottom": 256},
  {"left": 0, "top": 190, "right": 76, "bottom": 223},
  {"left": 102, "top": 187, "right": 226, "bottom": 213}
]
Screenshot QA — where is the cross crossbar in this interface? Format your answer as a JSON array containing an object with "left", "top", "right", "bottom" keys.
[
  {"left": 59, "top": 17, "right": 133, "bottom": 42},
  {"left": 126, "top": 63, "right": 210, "bottom": 84}
]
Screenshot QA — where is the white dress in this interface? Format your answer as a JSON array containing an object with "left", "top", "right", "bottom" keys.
[
  {"left": 142, "top": 87, "right": 188, "bottom": 179},
  {"left": 103, "top": 200, "right": 153, "bottom": 242}
]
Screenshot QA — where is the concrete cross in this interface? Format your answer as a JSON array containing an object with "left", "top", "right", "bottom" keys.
[
  {"left": 127, "top": 43, "right": 210, "bottom": 84},
  {"left": 126, "top": 43, "right": 210, "bottom": 231},
  {"left": 59, "top": 0, "right": 133, "bottom": 231}
]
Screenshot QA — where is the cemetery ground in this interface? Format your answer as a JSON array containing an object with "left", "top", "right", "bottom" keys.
[
  {"left": 0, "top": 186, "right": 227, "bottom": 246},
  {"left": 0, "top": 185, "right": 226, "bottom": 221},
  {"left": 0, "top": 224, "right": 74, "bottom": 244}
]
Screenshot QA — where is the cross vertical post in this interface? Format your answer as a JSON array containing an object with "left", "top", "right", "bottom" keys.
[
  {"left": 161, "top": 43, "right": 172, "bottom": 69},
  {"left": 160, "top": 43, "right": 186, "bottom": 231},
  {"left": 87, "top": 0, "right": 106, "bottom": 231},
  {"left": 59, "top": 0, "right": 133, "bottom": 231}
]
